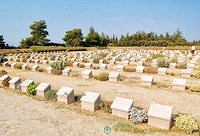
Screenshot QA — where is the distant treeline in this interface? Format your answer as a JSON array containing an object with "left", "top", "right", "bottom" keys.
[{"left": 1, "top": 20, "right": 200, "bottom": 49}]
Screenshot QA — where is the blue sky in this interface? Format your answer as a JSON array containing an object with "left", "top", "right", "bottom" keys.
[{"left": 0, "top": 0, "right": 200, "bottom": 46}]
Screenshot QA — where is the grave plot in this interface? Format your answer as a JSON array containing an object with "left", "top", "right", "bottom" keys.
[
  {"left": 56, "top": 87, "right": 74, "bottom": 104},
  {"left": 80, "top": 91, "right": 101, "bottom": 112},
  {"left": 111, "top": 97, "right": 134, "bottom": 120},
  {"left": 148, "top": 103, "right": 173, "bottom": 129}
]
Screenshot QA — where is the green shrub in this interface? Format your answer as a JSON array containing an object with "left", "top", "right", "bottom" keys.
[
  {"left": 0, "top": 70, "right": 7, "bottom": 76},
  {"left": 50, "top": 55, "right": 56, "bottom": 60},
  {"left": 27, "top": 83, "right": 39, "bottom": 95},
  {"left": 99, "top": 100, "right": 112, "bottom": 113},
  {"left": 15, "top": 63, "right": 23, "bottom": 69},
  {"left": 193, "top": 71, "right": 200, "bottom": 79},
  {"left": 157, "top": 58, "right": 169, "bottom": 68},
  {"left": 174, "top": 113, "right": 198, "bottom": 134},
  {"left": 0, "top": 55, "right": 8, "bottom": 63},
  {"left": 188, "top": 84, "right": 200, "bottom": 92},
  {"left": 30, "top": 46, "right": 87, "bottom": 52},
  {"left": 44, "top": 90, "right": 58, "bottom": 102},
  {"left": 38, "top": 68, "right": 45, "bottom": 72},
  {"left": 50, "top": 61, "right": 67, "bottom": 70},
  {"left": 98, "top": 72, "right": 109, "bottom": 81}
]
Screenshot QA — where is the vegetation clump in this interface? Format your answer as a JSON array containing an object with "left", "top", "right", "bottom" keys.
[
  {"left": 97, "top": 72, "right": 109, "bottom": 81},
  {"left": 99, "top": 100, "right": 112, "bottom": 113},
  {"left": 188, "top": 84, "right": 200, "bottom": 92},
  {"left": 157, "top": 57, "right": 169, "bottom": 68},
  {"left": 174, "top": 113, "right": 198, "bottom": 134},
  {"left": 50, "top": 61, "right": 67, "bottom": 75},
  {"left": 27, "top": 83, "right": 39, "bottom": 95},
  {"left": 44, "top": 90, "right": 58, "bottom": 102}
]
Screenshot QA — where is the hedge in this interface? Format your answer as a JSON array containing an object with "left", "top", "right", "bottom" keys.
[{"left": 30, "top": 46, "right": 87, "bottom": 52}]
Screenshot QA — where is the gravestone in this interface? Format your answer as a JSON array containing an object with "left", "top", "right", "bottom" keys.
[
  {"left": 57, "top": 87, "right": 74, "bottom": 104},
  {"left": 82, "top": 70, "right": 92, "bottom": 79},
  {"left": 108, "top": 72, "right": 120, "bottom": 82},
  {"left": 141, "top": 75, "right": 154, "bottom": 87},
  {"left": 172, "top": 78, "right": 187, "bottom": 91},
  {"left": 111, "top": 97, "right": 134, "bottom": 120},
  {"left": 148, "top": 103, "right": 173, "bottom": 129},
  {"left": 36, "top": 82, "right": 51, "bottom": 97},
  {"left": 80, "top": 91, "right": 101, "bottom": 112},
  {"left": 21, "top": 79, "right": 34, "bottom": 92},
  {"left": 8, "top": 77, "right": 21, "bottom": 89}
]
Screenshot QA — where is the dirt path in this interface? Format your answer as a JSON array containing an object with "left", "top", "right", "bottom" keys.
[{"left": 0, "top": 88, "right": 129, "bottom": 136}]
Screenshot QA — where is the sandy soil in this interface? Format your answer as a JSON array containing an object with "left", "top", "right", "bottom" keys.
[{"left": 0, "top": 66, "right": 198, "bottom": 135}]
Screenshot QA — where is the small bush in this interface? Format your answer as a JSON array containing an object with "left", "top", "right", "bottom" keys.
[
  {"left": 52, "top": 69, "right": 62, "bottom": 75},
  {"left": 98, "top": 72, "right": 109, "bottom": 81},
  {"left": 15, "top": 63, "right": 23, "bottom": 69},
  {"left": 79, "top": 64, "right": 85, "bottom": 68},
  {"left": 44, "top": 90, "right": 58, "bottom": 102},
  {"left": 174, "top": 113, "right": 198, "bottom": 134},
  {"left": 38, "top": 68, "right": 45, "bottom": 72},
  {"left": 144, "top": 67, "right": 158, "bottom": 74},
  {"left": 99, "top": 100, "right": 112, "bottom": 113},
  {"left": 22, "top": 58, "right": 28, "bottom": 62},
  {"left": 50, "top": 61, "right": 67, "bottom": 70},
  {"left": 0, "top": 70, "right": 7, "bottom": 76},
  {"left": 2, "top": 77, "right": 11, "bottom": 87},
  {"left": 170, "top": 73, "right": 175, "bottom": 76},
  {"left": 16, "top": 59, "right": 20, "bottom": 62},
  {"left": 152, "top": 54, "right": 164, "bottom": 59},
  {"left": 124, "top": 67, "right": 136, "bottom": 72},
  {"left": 50, "top": 55, "right": 56, "bottom": 60},
  {"left": 129, "top": 107, "right": 148, "bottom": 123},
  {"left": 193, "top": 71, "right": 200, "bottom": 79},
  {"left": 176, "top": 63, "right": 187, "bottom": 69},
  {"left": 93, "top": 66, "right": 100, "bottom": 69},
  {"left": 27, "top": 83, "right": 39, "bottom": 95},
  {"left": 93, "top": 56, "right": 103, "bottom": 63},
  {"left": 170, "top": 58, "right": 178, "bottom": 63},
  {"left": 188, "top": 84, "right": 200, "bottom": 92},
  {"left": 157, "top": 57, "right": 169, "bottom": 68},
  {"left": 0, "top": 55, "right": 8, "bottom": 63}
]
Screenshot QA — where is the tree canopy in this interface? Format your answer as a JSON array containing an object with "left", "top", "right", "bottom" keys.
[
  {"left": 20, "top": 20, "right": 50, "bottom": 48},
  {"left": 0, "top": 35, "right": 5, "bottom": 49},
  {"left": 85, "top": 27, "right": 101, "bottom": 46},
  {"left": 62, "top": 28, "right": 83, "bottom": 47}
]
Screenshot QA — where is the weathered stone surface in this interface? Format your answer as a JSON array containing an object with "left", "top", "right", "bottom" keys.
[
  {"left": 82, "top": 70, "right": 92, "bottom": 79},
  {"left": 0, "top": 75, "right": 10, "bottom": 86},
  {"left": 158, "top": 68, "right": 167, "bottom": 75},
  {"left": 22, "top": 64, "right": 28, "bottom": 70},
  {"left": 100, "top": 64, "right": 107, "bottom": 70},
  {"left": 36, "top": 82, "right": 51, "bottom": 97},
  {"left": 136, "top": 66, "right": 144, "bottom": 73},
  {"left": 57, "top": 87, "right": 74, "bottom": 104},
  {"left": 148, "top": 103, "right": 173, "bottom": 129},
  {"left": 111, "top": 97, "right": 134, "bottom": 120},
  {"left": 8, "top": 77, "right": 21, "bottom": 89},
  {"left": 32, "top": 65, "right": 39, "bottom": 71},
  {"left": 141, "top": 75, "right": 154, "bottom": 87},
  {"left": 108, "top": 72, "right": 120, "bottom": 82},
  {"left": 172, "top": 78, "right": 187, "bottom": 91},
  {"left": 21, "top": 79, "right": 34, "bottom": 92},
  {"left": 80, "top": 91, "right": 101, "bottom": 112},
  {"left": 181, "top": 69, "right": 192, "bottom": 78},
  {"left": 62, "top": 68, "right": 71, "bottom": 76}
]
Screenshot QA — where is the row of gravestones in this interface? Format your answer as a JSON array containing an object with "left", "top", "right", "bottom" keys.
[
  {"left": 7, "top": 50, "right": 199, "bottom": 72},
  {"left": 2, "top": 62, "right": 188, "bottom": 91},
  {"left": 0, "top": 74, "right": 174, "bottom": 130},
  {"left": 7, "top": 50, "right": 200, "bottom": 70}
]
